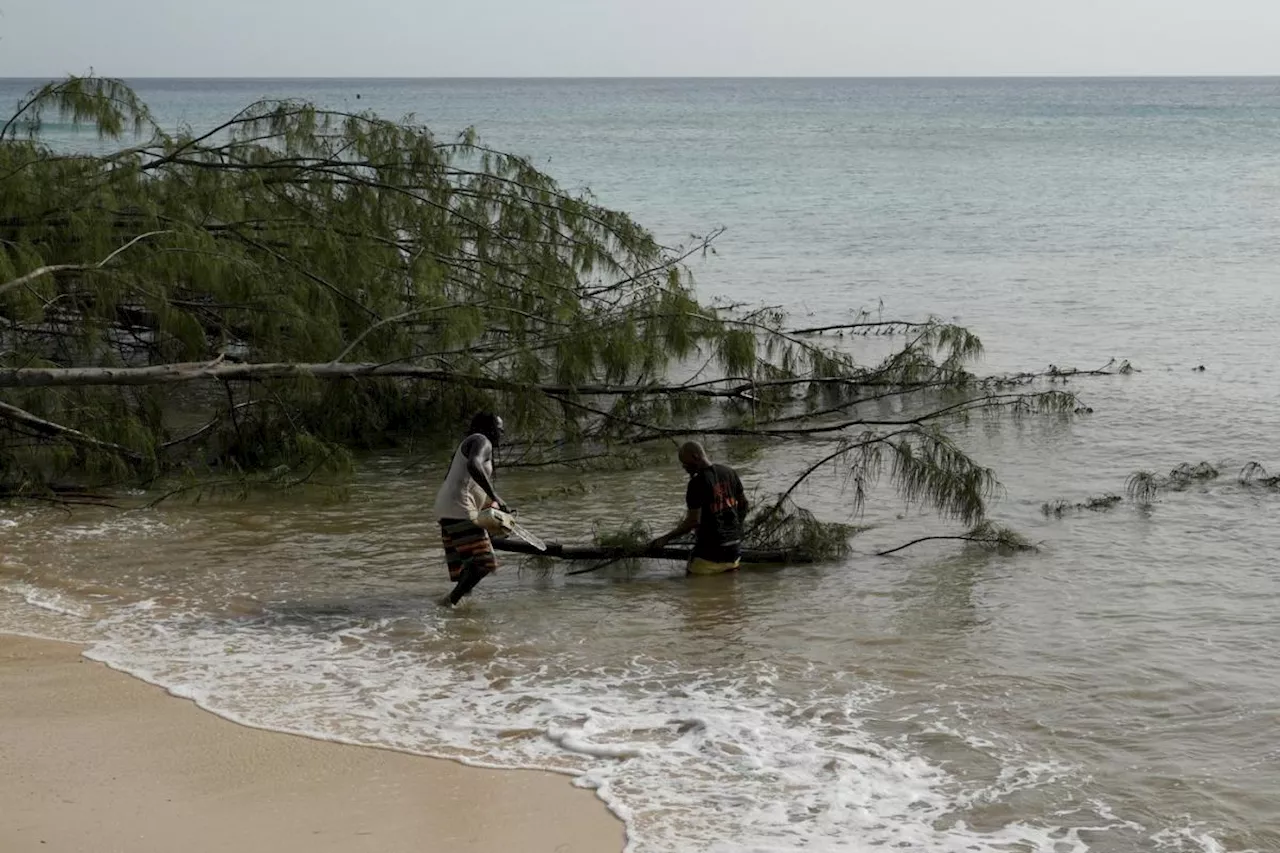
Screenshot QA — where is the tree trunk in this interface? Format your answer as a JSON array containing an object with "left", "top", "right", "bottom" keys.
[
  {"left": 0, "top": 359, "right": 818, "bottom": 400},
  {"left": 491, "top": 536, "right": 813, "bottom": 565}
]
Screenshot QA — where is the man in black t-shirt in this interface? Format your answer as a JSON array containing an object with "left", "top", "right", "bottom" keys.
[{"left": 649, "top": 441, "right": 750, "bottom": 575}]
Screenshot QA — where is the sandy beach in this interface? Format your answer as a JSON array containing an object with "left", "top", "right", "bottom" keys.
[{"left": 0, "top": 633, "right": 624, "bottom": 853}]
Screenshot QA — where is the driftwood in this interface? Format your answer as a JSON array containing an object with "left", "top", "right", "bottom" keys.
[{"left": 491, "top": 537, "right": 814, "bottom": 565}]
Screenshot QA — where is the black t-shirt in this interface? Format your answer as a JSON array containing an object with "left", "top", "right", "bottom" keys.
[{"left": 685, "top": 463, "right": 747, "bottom": 561}]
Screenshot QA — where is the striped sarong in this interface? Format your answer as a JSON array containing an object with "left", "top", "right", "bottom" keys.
[{"left": 439, "top": 518, "right": 498, "bottom": 582}]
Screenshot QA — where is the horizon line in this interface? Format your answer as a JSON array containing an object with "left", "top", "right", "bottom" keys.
[{"left": 5, "top": 73, "right": 1280, "bottom": 81}]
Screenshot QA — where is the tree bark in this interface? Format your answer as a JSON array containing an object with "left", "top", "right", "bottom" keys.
[{"left": 0, "top": 360, "right": 764, "bottom": 398}]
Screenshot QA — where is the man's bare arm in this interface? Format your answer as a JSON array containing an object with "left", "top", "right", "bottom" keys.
[
  {"left": 461, "top": 435, "right": 506, "bottom": 510},
  {"left": 651, "top": 508, "right": 700, "bottom": 549}
]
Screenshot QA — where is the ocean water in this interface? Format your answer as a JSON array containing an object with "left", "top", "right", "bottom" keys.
[{"left": 2, "top": 77, "right": 1279, "bottom": 852}]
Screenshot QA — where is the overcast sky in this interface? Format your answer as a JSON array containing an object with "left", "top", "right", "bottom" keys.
[{"left": 3, "top": 0, "right": 1280, "bottom": 77}]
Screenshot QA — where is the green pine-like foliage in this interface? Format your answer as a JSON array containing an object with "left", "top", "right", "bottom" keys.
[{"left": 2, "top": 77, "right": 1081, "bottom": 555}]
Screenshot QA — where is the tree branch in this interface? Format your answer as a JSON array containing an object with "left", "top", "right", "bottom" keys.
[
  {"left": 0, "top": 360, "right": 771, "bottom": 397},
  {"left": 0, "top": 399, "right": 144, "bottom": 462},
  {"left": 789, "top": 320, "right": 929, "bottom": 335},
  {"left": 224, "top": 228, "right": 381, "bottom": 320},
  {"left": 0, "top": 230, "right": 171, "bottom": 298},
  {"left": 328, "top": 308, "right": 451, "bottom": 364},
  {"left": 491, "top": 537, "right": 812, "bottom": 565},
  {"left": 875, "top": 531, "right": 1035, "bottom": 557},
  {"left": 160, "top": 400, "right": 264, "bottom": 449}
]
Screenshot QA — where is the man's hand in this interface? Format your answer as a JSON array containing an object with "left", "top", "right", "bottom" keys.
[{"left": 496, "top": 499, "right": 512, "bottom": 514}]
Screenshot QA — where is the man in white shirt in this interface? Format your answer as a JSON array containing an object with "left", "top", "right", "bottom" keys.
[{"left": 433, "top": 412, "right": 510, "bottom": 607}]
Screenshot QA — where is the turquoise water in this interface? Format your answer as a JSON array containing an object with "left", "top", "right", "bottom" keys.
[{"left": 2, "top": 78, "right": 1279, "bottom": 851}]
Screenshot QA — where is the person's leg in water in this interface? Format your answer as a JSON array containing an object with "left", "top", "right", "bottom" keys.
[
  {"left": 686, "top": 556, "right": 741, "bottom": 576},
  {"left": 441, "top": 558, "right": 487, "bottom": 605}
]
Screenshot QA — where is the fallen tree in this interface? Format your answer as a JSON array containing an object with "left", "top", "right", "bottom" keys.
[
  {"left": 492, "top": 537, "right": 812, "bottom": 566},
  {"left": 1, "top": 76, "right": 1109, "bottom": 558}
]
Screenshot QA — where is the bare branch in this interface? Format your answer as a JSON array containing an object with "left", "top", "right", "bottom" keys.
[
  {"left": 328, "top": 306, "right": 459, "bottom": 364},
  {"left": 789, "top": 320, "right": 930, "bottom": 335},
  {"left": 160, "top": 400, "right": 264, "bottom": 450},
  {"left": 0, "top": 400, "right": 144, "bottom": 462},
  {"left": 875, "top": 524, "right": 1036, "bottom": 557},
  {"left": 0, "top": 230, "right": 171, "bottom": 298}
]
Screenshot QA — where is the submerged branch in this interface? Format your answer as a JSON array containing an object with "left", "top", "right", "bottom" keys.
[
  {"left": 1239, "top": 462, "right": 1280, "bottom": 489},
  {"left": 789, "top": 320, "right": 930, "bottom": 335},
  {"left": 0, "top": 487, "right": 121, "bottom": 508},
  {"left": 1126, "top": 461, "right": 1220, "bottom": 505},
  {"left": 1041, "top": 493, "right": 1123, "bottom": 517},
  {"left": 876, "top": 523, "right": 1035, "bottom": 557}
]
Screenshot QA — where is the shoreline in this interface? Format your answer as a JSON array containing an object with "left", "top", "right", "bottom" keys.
[{"left": 0, "top": 632, "right": 625, "bottom": 853}]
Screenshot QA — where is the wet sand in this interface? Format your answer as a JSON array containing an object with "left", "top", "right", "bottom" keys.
[{"left": 0, "top": 633, "right": 624, "bottom": 853}]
